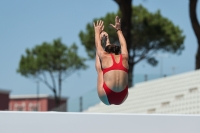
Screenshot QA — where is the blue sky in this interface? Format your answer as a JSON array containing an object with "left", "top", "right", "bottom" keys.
[{"left": 0, "top": 0, "right": 199, "bottom": 99}]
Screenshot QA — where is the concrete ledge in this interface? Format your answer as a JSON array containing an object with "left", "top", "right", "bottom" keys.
[{"left": 0, "top": 111, "right": 200, "bottom": 133}]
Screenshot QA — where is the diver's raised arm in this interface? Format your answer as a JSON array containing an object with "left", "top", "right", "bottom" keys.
[
  {"left": 94, "top": 20, "right": 105, "bottom": 57},
  {"left": 110, "top": 16, "right": 128, "bottom": 56}
]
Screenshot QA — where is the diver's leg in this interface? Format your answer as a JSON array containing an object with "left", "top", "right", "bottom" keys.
[{"left": 95, "top": 53, "right": 110, "bottom": 105}]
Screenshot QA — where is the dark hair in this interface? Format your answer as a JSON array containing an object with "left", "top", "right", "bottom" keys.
[{"left": 105, "top": 44, "right": 121, "bottom": 55}]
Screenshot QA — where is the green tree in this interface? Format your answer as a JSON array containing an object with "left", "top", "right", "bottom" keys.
[
  {"left": 189, "top": 0, "right": 200, "bottom": 69},
  {"left": 79, "top": 5, "right": 185, "bottom": 87},
  {"left": 17, "top": 38, "right": 88, "bottom": 107}
]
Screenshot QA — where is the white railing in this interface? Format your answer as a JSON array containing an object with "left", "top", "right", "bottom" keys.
[
  {"left": 85, "top": 70, "right": 200, "bottom": 113},
  {"left": 0, "top": 111, "right": 200, "bottom": 133}
]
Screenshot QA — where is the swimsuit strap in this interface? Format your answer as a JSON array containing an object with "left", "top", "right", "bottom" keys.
[
  {"left": 110, "top": 54, "right": 122, "bottom": 64},
  {"left": 102, "top": 54, "right": 128, "bottom": 74},
  {"left": 110, "top": 54, "right": 116, "bottom": 64}
]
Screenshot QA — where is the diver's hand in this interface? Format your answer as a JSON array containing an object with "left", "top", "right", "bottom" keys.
[
  {"left": 100, "top": 31, "right": 108, "bottom": 40},
  {"left": 110, "top": 16, "right": 121, "bottom": 31},
  {"left": 94, "top": 20, "right": 104, "bottom": 34}
]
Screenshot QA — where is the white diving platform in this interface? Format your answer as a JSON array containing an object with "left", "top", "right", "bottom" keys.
[{"left": 0, "top": 111, "right": 200, "bottom": 133}]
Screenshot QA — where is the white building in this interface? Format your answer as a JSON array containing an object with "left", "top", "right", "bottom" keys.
[{"left": 85, "top": 70, "right": 200, "bottom": 114}]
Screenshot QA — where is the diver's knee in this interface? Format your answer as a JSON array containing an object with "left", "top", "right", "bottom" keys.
[{"left": 99, "top": 95, "right": 110, "bottom": 105}]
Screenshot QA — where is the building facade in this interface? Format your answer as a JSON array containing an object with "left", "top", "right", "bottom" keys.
[
  {"left": 0, "top": 89, "right": 10, "bottom": 110},
  {"left": 9, "top": 94, "right": 67, "bottom": 112}
]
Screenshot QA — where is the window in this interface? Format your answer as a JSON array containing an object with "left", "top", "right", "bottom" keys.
[
  {"left": 16, "top": 106, "right": 23, "bottom": 111},
  {"left": 161, "top": 101, "right": 170, "bottom": 107},
  {"left": 147, "top": 108, "right": 156, "bottom": 114},
  {"left": 30, "top": 107, "right": 38, "bottom": 111},
  {"left": 29, "top": 103, "right": 39, "bottom": 111},
  {"left": 175, "top": 94, "right": 184, "bottom": 100},
  {"left": 14, "top": 103, "right": 25, "bottom": 111},
  {"left": 189, "top": 87, "right": 198, "bottom": 93}
]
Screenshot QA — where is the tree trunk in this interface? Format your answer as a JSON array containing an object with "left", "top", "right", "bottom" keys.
[
  {"left": 58, "top": 71, "right": 62, "bottom": 101},
  {"left": 53, "top": 89, "right": 60, "bottom": 107},
  {"left": 114, "top": 0, "right": 133, "bottom": 87},
  {"left": 128, "top": 62, "right": 134, "bottom": 87},
  {"left": 189, "top": 0, "right": 200, "bottom": 69},
  {"left": 196, "top": 42, "right": 200, "bottom": 69}
]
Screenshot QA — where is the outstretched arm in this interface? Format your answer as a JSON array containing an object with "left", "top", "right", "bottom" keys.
[
  {"left": 94, "top": 20, "right": 104, "bottom": 58},
  {"left": 110, "top": 16, "right": 128, "bottom": 57}
]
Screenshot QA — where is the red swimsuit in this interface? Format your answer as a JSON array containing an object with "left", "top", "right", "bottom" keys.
[{"left": 102, "top": 54, "right": 128, "bottom": 105}]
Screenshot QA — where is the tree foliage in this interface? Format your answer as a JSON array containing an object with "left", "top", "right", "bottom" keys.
[
  {"left": 17, "top": 38, "right": 88, "bottom": 106},
  {"left": 79, "top": 5, "right": 185, "bottom": 86}
]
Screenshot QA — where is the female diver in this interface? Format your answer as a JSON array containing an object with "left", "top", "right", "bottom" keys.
[{"left": 94, "top": 16, "right": 129, "bottom": 105}]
